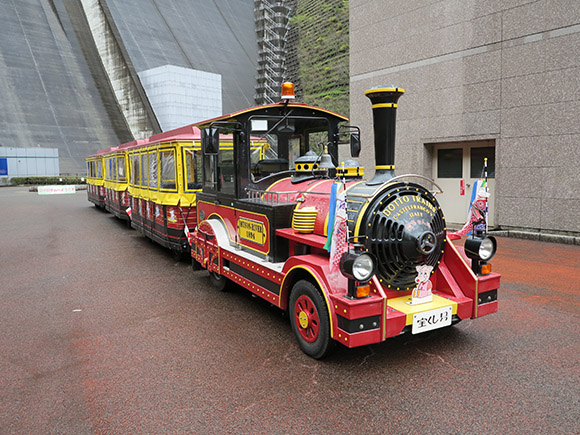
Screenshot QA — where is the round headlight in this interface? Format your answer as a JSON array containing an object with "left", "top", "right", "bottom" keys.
[
  {"left": 352, "top": 254, "right": 375, "bottom": 282},
  {"left": 478, "top": 237, "right": 496, "bottom": 261},
  {"left": 465, "top": 235, "right": 497, "bottom": 261}
]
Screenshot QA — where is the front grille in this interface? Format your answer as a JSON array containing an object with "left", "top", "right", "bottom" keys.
[{"left": 359, "top": 182, "right": 446, "bottom": 290}]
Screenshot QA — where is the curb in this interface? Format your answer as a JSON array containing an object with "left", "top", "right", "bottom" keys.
[{"left": 489, "top": 229, "right": 580, "bottom": 246}]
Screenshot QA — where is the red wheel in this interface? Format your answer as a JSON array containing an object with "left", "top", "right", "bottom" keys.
[
  {"left": 289, "top": 280, "right": 333, "bottom": 359},
  {"left": 294, "top": 295, "right": 320, "bottom": 343}
]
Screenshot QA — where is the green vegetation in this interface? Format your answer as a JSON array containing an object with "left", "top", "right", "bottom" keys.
[
  {"left": 9, "top": 176, "right": 86, "bottom": 186},
  {"left": 290, "top": 0, "right": 349, "bottom": 117}
]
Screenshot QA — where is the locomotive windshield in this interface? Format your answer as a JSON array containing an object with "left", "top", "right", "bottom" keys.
[
  {"left": 249, "top": 115, "right": 331, "bottom": 180},
  {"left": 198, "top": 103, "right": 344, "bottom": 199}
]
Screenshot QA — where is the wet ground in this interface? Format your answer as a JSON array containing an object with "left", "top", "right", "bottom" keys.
[{"left": 1, "top": 186, "right": 579, "bottom": 434}]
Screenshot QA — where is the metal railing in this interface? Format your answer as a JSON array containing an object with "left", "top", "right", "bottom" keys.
[{"left": 246, "top": 187, "right": 296, "bottom": 205}]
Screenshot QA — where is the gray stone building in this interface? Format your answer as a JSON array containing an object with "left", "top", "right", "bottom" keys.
[{"left": 349, "top": 0, "right": 580, "bottom": 236}]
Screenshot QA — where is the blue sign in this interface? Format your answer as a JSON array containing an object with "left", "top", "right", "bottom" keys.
[{"left": 0, "top": 158, "right": 7, "bottom": 176}]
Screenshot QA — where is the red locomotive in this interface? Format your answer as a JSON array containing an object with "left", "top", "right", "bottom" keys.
[{"left": 190, "top": 83, "right": 500, "bottom": 358}]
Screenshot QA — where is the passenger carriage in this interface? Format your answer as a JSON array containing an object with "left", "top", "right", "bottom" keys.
[
  {"left": 125, "top": 126, "right": 203, "bottom": 257},
  {"left": 86, "top": 150, "right": 106, "bottom": 209},
  {"left": 103, "top": 142, "right": 139, "bottom": 220}
]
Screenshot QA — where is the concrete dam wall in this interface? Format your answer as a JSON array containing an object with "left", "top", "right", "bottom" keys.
[{"left": 0, "top": 0, "right": 257, "bottom": 175}]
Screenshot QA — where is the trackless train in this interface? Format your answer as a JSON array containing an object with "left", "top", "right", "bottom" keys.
[{"left": 87, "top": 84, "right": 500, "bottom": 358}]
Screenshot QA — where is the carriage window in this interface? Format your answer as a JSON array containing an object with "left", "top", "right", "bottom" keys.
[
  {"left": 97, "top": 160, "right": 102, "bottom": 178},
  {"left": 149, "top": 151, "right": 158, "bottom": 188},
  {"left": 160, "top": 150, "right": 176, "bottom": 189},
  {"left": 184, "top": 148, "right": 202, "bottom": 190},
  {"left": 140, "top": 154, "right": 149, "bottom": 187},
  {"left": 118, "top": 156, "right": 126, "bottom": 181},
  {"left": 132, "top": 155, "right": 140, "bottom": 186},
  {"left": 112, "top": 158, "right": 118, "bottom": 181},
  {"left": 106, "top": 158, "right": 111, "bottom": 181}
]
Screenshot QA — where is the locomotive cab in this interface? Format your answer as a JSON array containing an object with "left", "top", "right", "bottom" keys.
[{"left": 193, "top": 98, "right": 350, "bottom": 264}]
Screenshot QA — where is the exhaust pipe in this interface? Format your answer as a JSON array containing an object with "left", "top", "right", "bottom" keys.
[{"left": 364, "top": 86, "right": 405, "bottom": 185}]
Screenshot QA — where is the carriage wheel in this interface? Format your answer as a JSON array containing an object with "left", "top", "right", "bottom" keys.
[
  {"left": 209, "top": 271, "right": 228, "bottom": 292},
  {"left": 289, "top": 280, "right": 333, "bottom": 359}
]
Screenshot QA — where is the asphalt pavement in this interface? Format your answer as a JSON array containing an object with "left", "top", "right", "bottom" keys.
[{"left": 1, "top": 186, "right": 579, "bottom": 434}]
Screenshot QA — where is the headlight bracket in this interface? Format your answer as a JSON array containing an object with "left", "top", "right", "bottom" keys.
[
  {"left": 464, "top": 230, "right": 497, "bottom": 275},
  {"left": 339, "top": 249, "right": 376, "bottom": 298}
]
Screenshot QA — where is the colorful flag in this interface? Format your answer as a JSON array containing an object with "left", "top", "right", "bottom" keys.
[
  {"left": 323, "top": 182, "right": 338, "bottom": 251},
  {"left": 451, "top": 179, "right": 489, "bottom": 237},
  {"left": 126, "top": 207, "right": 132, "bottom": 220},
  {"left": 329, "top": 186, "right": 348, "bottom": 274}
]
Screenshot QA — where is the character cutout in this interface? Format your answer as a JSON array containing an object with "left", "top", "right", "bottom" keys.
[{"left": 411, "top": 264, "right": 434, "bottom": 305}]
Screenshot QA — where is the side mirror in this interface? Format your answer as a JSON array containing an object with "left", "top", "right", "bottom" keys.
[
  {"left": 350, "top": 133, "right": 361, "bottom": 158},
  {"left": 202, "top": 127, "right": 219, "bottom": 155},
  {"left": 339, "top": 125, "right": 362, "bottom": 158}
]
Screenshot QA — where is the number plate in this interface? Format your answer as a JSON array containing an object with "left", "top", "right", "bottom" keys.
[{"left": 412, "top": 305, "right": 453, "bottom": 334}]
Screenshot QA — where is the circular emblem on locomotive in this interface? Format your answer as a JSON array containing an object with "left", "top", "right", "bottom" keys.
[{"left": 353, "top": 181, "right": 446, "bottom": 290}]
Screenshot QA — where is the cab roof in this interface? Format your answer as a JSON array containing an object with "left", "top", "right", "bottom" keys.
[{"left": 192, "top": 101, "right": 348, "bottom": 129}]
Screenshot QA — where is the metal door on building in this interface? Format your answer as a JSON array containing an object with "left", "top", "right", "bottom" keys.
[{"left": 431, "top": 140, "right": 496, "bottom": 228}]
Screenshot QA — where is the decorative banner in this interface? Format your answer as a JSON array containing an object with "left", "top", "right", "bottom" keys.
[
  {"left": 329, "top": 185, "right": 348, "bottom": 274},
  {"left": 37, "top": 185, "right": 76, "bottom": 195},
  {"left": 452, "top": 179, "right": 489, "bottom": 237},
  {"left": 324, "top": 182, "right": 338, "bottom": 251}
]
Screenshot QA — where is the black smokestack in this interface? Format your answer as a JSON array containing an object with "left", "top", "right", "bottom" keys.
[{"left": 364, "top": 86, "right": 405, "bottom": 185}]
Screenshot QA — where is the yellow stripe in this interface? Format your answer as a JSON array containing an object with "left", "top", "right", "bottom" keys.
[
  {"left": 353, "top": 201, "right": 371, "bottom": 243},
  {"left": 365, "top": 87, "right": 405, "bottom": 95},
  {"left": 375, "top": 165, "right": 395, "bottom": 170},
  {"left": 371, "top": 103, "right": 397, "bottom": 109}
]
